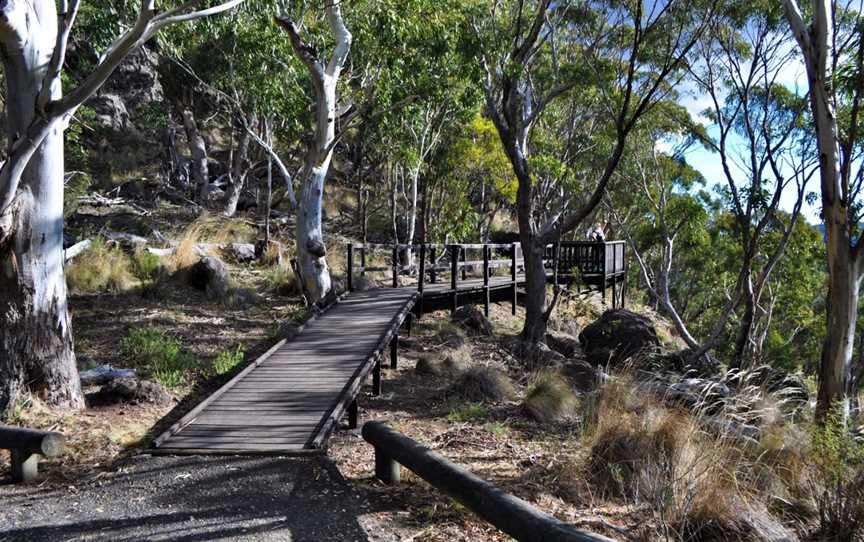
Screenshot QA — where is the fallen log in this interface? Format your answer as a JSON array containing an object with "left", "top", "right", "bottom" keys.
[{"left": 64, "top": 239, "right": 92, "bottom": 262}]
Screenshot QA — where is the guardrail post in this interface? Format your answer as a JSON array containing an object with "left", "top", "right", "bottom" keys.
[
  {"left": 11, "top": 450, "right": 38, "bottom": 483},
  {"left": 450, "top": 245, "right": 459, "bottom": 315},
  {"left": 511, "top": 243, "right": 518, "bottom": 315},
  {"left": 348, "top": 399, "right": 358, "bottom": 430},
  {"left": 374, "top": 446, "right": 401, "bottom": 485},
  {"left": 460, "top": 246, "right": 467, "bottom": 280},
  {"left": 360, "top": 247, "right": 367, "bottom": 277},
  {"left": 390, "top": 334, "right": 398, "bottom": 370},
  {"left": 483, "top": 245, "right": 490, "bottom": 317},
  {"left": 347, "top": 244, "right": 354, "bottom": 292},
  {"left": 392, "top": 246, "right": 399, "bottom": 288}
]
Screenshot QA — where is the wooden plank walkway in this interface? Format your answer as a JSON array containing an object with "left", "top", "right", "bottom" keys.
[
  {"left": 154, "top": 288, "right": 418, "bottom": 455},
  {"left": 153, "top": 271, "right": 534, "bottom": 455}
]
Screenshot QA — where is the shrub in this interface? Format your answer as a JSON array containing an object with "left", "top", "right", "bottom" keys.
[
  {"left": 807, "top": 415, "right": 864, "bottom": 541},
  {"left": 449, "top": 366, "right": 515, "bottom": 402},
  {"left": 131, "top": 248, "right": 164, "bottom": 283},
  {"left": 266, "top": 261, "right": 300, "bottom": 297},
  {"left": 120, "top": 327, "right": 197, "bottom": 390},
  {"left": 211, "top": 346, "right": 245, "bottom": 376},
  {"left": 523, "top": 371, "right": 579, "bottom": 424},
  {"left": 66, "top": 237, "right": 136, "bottom": 293}
]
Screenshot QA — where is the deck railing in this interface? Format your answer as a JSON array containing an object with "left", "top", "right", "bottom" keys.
[{"left": 346, "top": 240, "right": 627, "bottom": 311}]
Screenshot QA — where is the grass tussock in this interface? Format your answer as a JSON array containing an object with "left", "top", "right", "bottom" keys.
[
  {"left": 449, "top": 366, "right": 515, "bottom": 402},
  {"left": 66, "top": 237, "right": 136, "bottom": 293},
  {"left": 173, "top": 214, "right": 255, "bottom": 269},
  {"left": 265, "top": 260, "right": 300, "bottom": 296},
  {"left": 523, "top": 370, "right": 579, "bottom": 424},
  {"left": 209, "top": 345, "right": 245, "bottom": 377},
  {"left": 415, "top": 346, "right": 471, "bottom": 377},
  {"left": 120, "top": 326, "right": 197, "bottom": 390}
]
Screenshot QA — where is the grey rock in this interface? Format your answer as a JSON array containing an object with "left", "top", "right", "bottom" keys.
[
  {"left": 451, "top": 305, "right": 493, "bottom": 336},
  {"left": 187, "top": 256, "right": 231, "bottom": 300},
  {"left": 80, "top": 366, "right": 137, "bottom": 387},
  {"left": 87, "top": 377, "right": 171, "bottom": 406}
]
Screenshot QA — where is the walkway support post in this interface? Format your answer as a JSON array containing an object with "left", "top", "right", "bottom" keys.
[
  {"left": 417, "top": 244, "right": 426, "bottom": 317},
  {"left": 430, "top": 245, "right": 437, "bottom": 283},
  {"left": 347, "top": 244, "right": 354, "bottom": 292},
  {"left": 511, "top": 243, "right": 518, "bottom": 315},
  {"left": 360, "top": 247, "right": 366, "bottom": 278},
  {"left": 390, "top": 334, "right": 398, "bottom": 370},
  {"left": 392, "top": 246, "right": 399, "bottom": 288},
  {"left": 348, "top": 399, "right": 358, "bottom": 429},
  {"left": 361, "top": 422, "right": 616, "bottom": 542},
  {"left": 450, "top": 244, "right": 459, "bottom": 315},
  {"left": 373, "top": 358, "right": 382, "bottom": 396}
]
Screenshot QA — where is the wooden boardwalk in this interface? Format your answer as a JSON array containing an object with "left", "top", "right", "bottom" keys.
[
  {"left": 154, "top": 288, "right": 418, "bottom": 454},
  {"left": 153, "top": 241, "right": 626, "bottom": 455}
]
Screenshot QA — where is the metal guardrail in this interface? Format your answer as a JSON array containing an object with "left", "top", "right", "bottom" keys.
[{"left": 362, "top": 422, "right": 618, "bottom": 542}]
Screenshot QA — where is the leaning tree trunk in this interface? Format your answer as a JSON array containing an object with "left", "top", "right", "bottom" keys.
[
  {"left": 181, "top": 109, "right": 209, "bottom": 204},
  {"left": 0, "top": 5, "right": 83, "bottom": 416}
]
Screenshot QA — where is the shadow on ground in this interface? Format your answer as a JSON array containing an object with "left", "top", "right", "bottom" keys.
[{"left": 0, "top": 454, "right": 390, "bottom": 542}]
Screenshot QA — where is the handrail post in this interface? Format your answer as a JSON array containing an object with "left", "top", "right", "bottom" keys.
[
  {"left": 460, "top": 246, "right": 467, "bottom": 280},
  {"left": 430, "top": 245, "right": 437, "bottom": 284},
  {"left": 373, "top": 357, "right": 382, "bottom": 396},
  {"left": 347, "top": 244, "right": 354, "bottom": 292},
  {"left": 511, "top": 243, "right": 518, "bottom": 315},
  {"left": 360, "top": 247, "right": 367, "bottom": 277},
  {"left": 348, "top": 399, "right": 358, "bottom": 430},
  {"left": 418, "top": 244, "right": 426, "bottom": 317},
  {"left": 390, "top": 334, "right": 398, "bottom": 369},
  {"left": 392, "top": 245, "right": 399, "bottom": 288},
  {"left": 483, "top": 244, "right": 490, "bottom": 317},
  {"left": 450, "top": 244, "right": 459, "bottom": 315}
]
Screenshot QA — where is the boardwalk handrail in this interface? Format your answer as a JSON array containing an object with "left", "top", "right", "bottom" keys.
[
  {"left": 362, "top": 422, "right": 618, "bottom": 542},
  {"left": 0, "top": 425, "right": 65, "bottom": 482}
]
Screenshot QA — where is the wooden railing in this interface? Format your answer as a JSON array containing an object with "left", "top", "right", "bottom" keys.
[
  {"left": 362, "top": 422, "right": 617, "bottom": 542},
  {"left": 0, "top": 425, "right": 65, "bottom": 482},
  {"left": 347, "top": 240, "right": 627, "bottom": 311}
]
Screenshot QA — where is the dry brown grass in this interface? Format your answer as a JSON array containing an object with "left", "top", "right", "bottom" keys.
[
  {"left": 523, "top": 370, "right": 579, "bottom": 424},
  {"left": 449, "top": 366, "right": 516, "bottom": 402},
  {"left": 66, "top": 237, "right": 137, "bottom": 293},
  {"left": 172, "top": 214, "right": 256, "bottom": 269}
]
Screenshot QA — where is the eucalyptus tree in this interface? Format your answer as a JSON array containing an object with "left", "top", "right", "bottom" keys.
[
  {"left": 159, "top": 0, "right": 308, "bottom": 216},
  {"left": 689, "top": 5, "right": 816, "bottom": 366},
  {"left": 0, "top": 0, "right": 244, "bottom": 417},
  {"left": 277, "top": 1, "right": 352, "bottom": 303},
  {"left": 783, "top": 0, "right": 864, "bottom": 419},
  {"left": 479, "top": 0, "right": 717, "bottom": 344}
]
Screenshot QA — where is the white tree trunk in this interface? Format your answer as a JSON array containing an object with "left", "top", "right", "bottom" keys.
[
  {"left": 279, "top": 4, "right": 351, "bottom": 304},
  {"left": 0, "top": 0, "right": 83, "bottom": 415},
  {"left": 182, "top": 109, "right": 209, "bottom": 204}
]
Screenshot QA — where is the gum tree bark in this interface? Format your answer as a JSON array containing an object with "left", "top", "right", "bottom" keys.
[
  {"left": 277, "top": 2, "right": 352, "bottom": 304},
  {"left": 0, "top": 0, "right": 245, "bottom": 418},
  {"left": 784, "top": 0, "right": 864, "bottom": 420},
  {"left": 224, "top": 114, "right": 254, "bottom": 217},
  {"left": 181, "top": 108, "right": 210, "bottom": 204}
]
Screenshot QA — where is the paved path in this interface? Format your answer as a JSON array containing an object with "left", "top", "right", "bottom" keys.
[{"left": 0, "top": 454, "right": 390, "bottom": 542}]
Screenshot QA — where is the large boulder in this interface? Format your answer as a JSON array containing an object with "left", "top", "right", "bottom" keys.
[
  {"left": 451, "top": 305, "right": 493, "bottom": 337},
  {"left": 545, "top": 331, "right": 581, "bottom": 358},
  {"left": 187, "top": 256, "right": 231, "bottom": 300},
  {"left": 578, "top": 309, "right": 661, "bottom": 366}
]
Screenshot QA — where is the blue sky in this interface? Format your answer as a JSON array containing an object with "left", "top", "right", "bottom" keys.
[{"left": 675, "top": 56, "right": 824, "bottom": 224}]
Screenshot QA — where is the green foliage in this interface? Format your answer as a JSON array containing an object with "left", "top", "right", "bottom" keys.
[
  {"left": 120, "top": 327, "right": 197, "bottom": 390},
  {"left": 211, "top": 346, "right": 245, "bottom": 376},
  {"left": 808, "top": 413, "right": 864, "bottom": 540},
  {"left": 131, "top": 249, "right": 164, "bottom": 283},
  {"left": 447, "top": 403, "right": 489, "bottom": 423}
]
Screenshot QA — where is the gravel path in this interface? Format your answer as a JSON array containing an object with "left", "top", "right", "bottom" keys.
[{"left": 0, "top": 454, "right": 391, "bottom": 542}]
